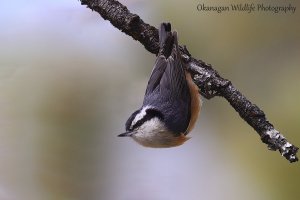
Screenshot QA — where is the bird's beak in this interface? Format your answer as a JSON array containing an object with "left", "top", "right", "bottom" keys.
[{"left": 118, "top": 131, "right": 134, "bottom": 137}]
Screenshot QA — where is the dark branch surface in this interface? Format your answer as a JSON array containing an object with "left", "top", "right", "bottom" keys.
[{"left": 80, "top": 0, "right": 298, "bottom": 162}]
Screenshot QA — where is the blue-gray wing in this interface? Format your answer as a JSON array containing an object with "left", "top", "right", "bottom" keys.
[
  {"left": 160, "top": 32, "right": 189, "bottom": 102},
  {"left": 144, "top": 55, "right": 167, "bottom": 97},
  {"left": 143, "top": 23, "right": 191, "bottom": 134}
]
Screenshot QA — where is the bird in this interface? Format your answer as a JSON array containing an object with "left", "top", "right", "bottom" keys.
[{"left": 118, "top": 22, "right": 201, "bottom": 148}]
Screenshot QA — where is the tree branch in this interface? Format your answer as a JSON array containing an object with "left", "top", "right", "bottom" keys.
[{"left": 79, "top": 0, "right": 298, "bottom": 162}]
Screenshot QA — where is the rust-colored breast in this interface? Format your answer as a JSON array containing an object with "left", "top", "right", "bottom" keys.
[{"left": 185, "top": 72, "right": 201, "bottom": 134}]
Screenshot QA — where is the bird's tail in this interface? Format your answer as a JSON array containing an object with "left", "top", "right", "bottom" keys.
[{"left": 159, "top": 22, "right": 175, "bottom": 58}]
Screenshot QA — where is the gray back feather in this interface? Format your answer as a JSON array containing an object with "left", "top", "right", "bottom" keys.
[{"left": 143, "top": 23, "right": 191, "bottom": 134}]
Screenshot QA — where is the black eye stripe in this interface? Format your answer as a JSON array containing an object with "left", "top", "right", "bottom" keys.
[
  {"left": 146, "top": 109, "right": 164, "bottom": 120},
  {"left": 125, "top": 110, "right": 140, "bottom": 131},
  {"left": 132, "top": 109, "right": 164, "bottom": 130}
]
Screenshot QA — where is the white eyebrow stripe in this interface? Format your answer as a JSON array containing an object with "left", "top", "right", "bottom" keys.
[{"left": 130, "top": 105, "right": 153, "bottom": 129}]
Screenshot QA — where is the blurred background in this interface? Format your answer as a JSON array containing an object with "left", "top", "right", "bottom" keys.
[{"left": 0, "top": 0, "right": 299, "bottom": 199}]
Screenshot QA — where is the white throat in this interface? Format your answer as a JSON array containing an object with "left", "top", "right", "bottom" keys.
[{"left": 131, "top": 117, "right": 185, "bottom": 148}]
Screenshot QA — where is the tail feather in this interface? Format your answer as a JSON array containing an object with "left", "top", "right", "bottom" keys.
[
  {"left": 159, "top": 23, "right": 171, "bottom": 48},
  {"left": 159, "top": 23, "right": 174, "bottom": 58}
]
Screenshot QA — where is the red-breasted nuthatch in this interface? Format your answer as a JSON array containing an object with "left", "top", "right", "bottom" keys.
[{"left": 118, "top": 23, "right": 201, "bottom": 147}]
